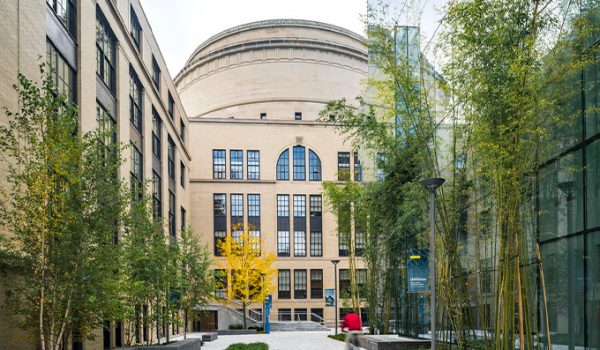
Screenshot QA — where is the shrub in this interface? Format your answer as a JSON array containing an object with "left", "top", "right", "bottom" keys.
[
  {"left": 229, "top": 323, "right": 244, "bottom": 330},
  {"left": 225, "top": 342, "right": 269, "bottom": 350}
]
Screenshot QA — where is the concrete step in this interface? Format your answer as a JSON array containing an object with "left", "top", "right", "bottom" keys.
[{"left": 269, "top": 321, "right": 330, "bottom": 332}]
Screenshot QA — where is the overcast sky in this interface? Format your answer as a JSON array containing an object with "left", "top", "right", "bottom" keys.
[{"left": 139, "top": 0, "right": 449, "bottom": 78}]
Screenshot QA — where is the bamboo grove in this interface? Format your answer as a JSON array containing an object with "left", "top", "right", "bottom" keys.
[{"left": 319, "top": 1, "right": 599, "bottom": 349}]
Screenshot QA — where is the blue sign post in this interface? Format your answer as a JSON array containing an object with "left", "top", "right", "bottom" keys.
[
  {"left": 407, "top": 249, "right": 429, "bottom": 293},
  {"left": 265, "top": 294, "right": 272, "bottom": 334}
]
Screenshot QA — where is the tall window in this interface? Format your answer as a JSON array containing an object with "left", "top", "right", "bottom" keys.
[
  {"left": 168, "top": 92, "right": 174, "bottom": 119},
  {"left": 131, "top": 145, "right": 143, "bottom": 199},
  {"left": 310, "top": 195, "right": 323, "bottom": 256},
  {"left": 276, "top": 149, "right": 289, "bottom": 180},
  {"left": 277, "top": 195, "right": 290, "bottom": 257},
  {"left": 47, "top": 41, "right": 75, "bottom": 103},
  {"left": 309, "top": 150, "right": 321, "bottom": 181},
  {"left": 293, "top": 146, "right": 306, "bottom": 180},
  {"left": 310, "top": 232, "right": 322, "bottom": 257},
  {"left": 97, "top": 103, "right": 116, "bottom": 145},
  {"left": 168, "top": 137, "right": 175, "bottom": 180},
  {"left": 151, "top": 56, "right": 161, "bottom": 90},
  {"left": 180, "top": 120, "right": 186, "bottom": 142},
  {"left": 230, "top": 194, "right": 243, "bottom": 218},
  {"left": 130, "top": 6, "right": 141, "bottom": 50},
  {"left": 248, "top": 194, "right": 261, "bottom": 251},
  {"left": 354, "top": 152, "right": 362, "bottom": 181},
  {"left": 181, "top": 207, "right": 186, "bottom": 231},
  {"left": 278, "top": 270, "right": 291, "bottom": 299},
  {"left": 376, "top": 153, "right": 387, "bottom": 181},
  {"left": 247, "top": 150, "right": 260, "bottom": 180},
  {"left": 338, "top": 152, "right": 351, "bottom": 181},
  {"left": 47, "top": 0, "right": 76, "bottom": 35},
  {"left": 230, "top": 150, "right": 243, "bottom": 180},
  {"left": 310, "top": 270, "right": 323, "bottom": 299},
  {"left": 96, "top": 9, "right": 116, "bottom": 93},
  {"left": 293, "top": 195, "right": 306, "bottom": 256},
  {"left": 152, "top": 172, "right": 161, "bottom": 219},
  {"left": 294, "top": 270, "right": 307, "bottom": 299},
  {"left": 213, "top": 194, "right": 227, "bottom": 256},
  {"left": 180, "top": 161, "right": 185, "bottom": 188},
  {"left": 129, "top": 68, "right": 143, "bottom": 132},
  {"left": 213, "top": 150, "right": 226, "bottom": 179},
  {"left": 168, "top": 191, "right": 176, "bottom": 237},
  {"left": 152, "top": 108, "right": 162, "bottom": 160}
]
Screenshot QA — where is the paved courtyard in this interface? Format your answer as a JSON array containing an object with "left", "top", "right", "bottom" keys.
[{"left": 171, "top": 331, "right": 362, "bottom": 350}]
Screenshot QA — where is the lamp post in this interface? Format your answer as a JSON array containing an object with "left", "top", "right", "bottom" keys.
[
  {"left": 331, "top": 259, "right": 341, "bottom": 335},
  {"left": 420, "top": 177, "right": 445, "bottom": 350},
  {"left": 261, "top": 273, "right": 266, "bottom": 331}
]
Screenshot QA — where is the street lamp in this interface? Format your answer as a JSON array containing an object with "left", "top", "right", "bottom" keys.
[
  {"left": 420, "top": 177, "right": 445, "bottom": 350},
  {"left": 331, "top": 259, "right": 341, "bottom": 335}
]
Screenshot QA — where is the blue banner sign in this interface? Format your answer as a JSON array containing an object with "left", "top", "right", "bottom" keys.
[
  {"left": 407, "top": 249, "right": 429, "bottom": 293},
  {"left": 325, "top": 288, "right": 335, "bottom": 307}
]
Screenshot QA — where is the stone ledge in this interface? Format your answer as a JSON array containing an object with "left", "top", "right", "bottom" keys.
[{"left": 119, "top": 338, "right": 201, "bottom": 350}]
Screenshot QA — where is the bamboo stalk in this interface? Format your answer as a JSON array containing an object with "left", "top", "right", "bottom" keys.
[{"left": 536, "top": 244, "right": 551, "bottom": 350}]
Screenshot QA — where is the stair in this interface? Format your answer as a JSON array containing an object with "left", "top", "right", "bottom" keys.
[{"left": 269, "top": 321, "right": 330, "bottom": 332}]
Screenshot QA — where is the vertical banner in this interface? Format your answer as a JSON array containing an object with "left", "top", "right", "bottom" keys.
[
  {"left": 325, "top": 288, "right": 335, "bottom": 307},
  {"left": 407, "top": 248, "right": 429, "bottom": 292}
]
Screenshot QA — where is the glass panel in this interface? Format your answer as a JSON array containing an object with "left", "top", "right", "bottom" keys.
[
  {"left": 588, "top": 232, "right": 600, "bottom": 349},
  {"left": 586, "top": 51, "right": 600, "bottom": 139},
  {"left": 293, "top": 146, "right": 305, "bottom": 180},
  {"left": 277, "top": 150, "right": 289, "bottom": 180},
  {"left": 587, "top": 140, "right": 600, "bottom": 229},
  {"left": 539, "top": 236, "right": 585, "bottom": 348}
]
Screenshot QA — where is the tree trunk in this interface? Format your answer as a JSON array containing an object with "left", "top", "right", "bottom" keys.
[
  {"left": 243, "top": 302, "right": 247, "bottom": 329},
  {"left": 184, "top": 310, "right": 188, "bottom": 339}
]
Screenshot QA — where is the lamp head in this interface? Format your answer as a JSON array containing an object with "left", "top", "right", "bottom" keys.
[
  {"left": 420, "top": 177, "right": 445, "bottom": 191},
  {"left": 330, "top": 259, "right": 340, "bottom": 266}
]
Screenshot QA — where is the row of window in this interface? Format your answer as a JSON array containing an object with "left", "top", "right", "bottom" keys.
[
  {"left": 277, "top": 194, "right": 322, "bottom": 257},
  {"left": 212, "top": 150, "right": 260, "bottom": 180},
  {"left": 276, "top": 269, "right": 367, "bottom": 300},
  {"left": 276, "top": 146, "right": 321, "bottom": 181}
]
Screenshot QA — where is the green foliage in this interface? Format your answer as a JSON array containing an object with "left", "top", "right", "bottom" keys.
[
  {"left": 225, "top": 343, "right": 268, "bottom": 350},
  {"left": 0, "top": 67, "right": 126, "bottom": 350}
]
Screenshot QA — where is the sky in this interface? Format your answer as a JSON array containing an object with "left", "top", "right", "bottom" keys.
[{"left": 139, "top": 0, "right": 449, "bottom": 78}]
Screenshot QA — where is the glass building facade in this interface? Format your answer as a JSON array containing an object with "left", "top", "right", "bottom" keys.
[{"left": 538, "top": 7, "right": 600, "bottom": 348}]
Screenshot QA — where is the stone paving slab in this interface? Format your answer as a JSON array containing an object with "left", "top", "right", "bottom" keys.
[{"left": 171, "top": 331, "right": 364, "bottom": 350}]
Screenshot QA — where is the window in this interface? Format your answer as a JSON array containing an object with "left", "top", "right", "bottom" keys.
[
  {"left": 180, "top": 161, "right": 185, "bottom": 188},
  {"left": 277, "top": 231, "right": 290, "bottom": 257},
  {"left": 309, "top": 150, "right": 321, "bottom": 181},
  {"left": 260, "top": 113, "right": 267, "bottom": 120},
  {"left": 47, "top": 0, "right": 76, "bottom": 35},
  {"left": 293, "top": 146, "right": 306, "bottom": 180},
  {"left": 294, "top": 231, "right": 306, "bottom": 256},
  {"left": 294, "top": 270, "right": 307, "bottom": 299},
  {"left": 47, "top": 41, "right": 75, "bottom": 103},
  {"left": 278, "top": 308, "right": 291, "bottom": 321},
  {"left": 295, "top": 112, "right": 302, "bottom": 120},
  {"left": 213, "top": 194, "right": 226, "bottom": 256},
  {"left": 310, "top": 232, "right": 322, "bottom": 257},
  {"left": 168, "top": 191, "right": 176, "bottom": 237},
  {"left": 311, "top": 308, "right": 324, "bottom": 323},
  {"left": 247, "top": 151, "right": 260, "bottom": 180},
  {"left": 129, "top": 68, "right": 143, "bottom": 132},
  {"left": 168, "top": 137, "right": 175, "bottom": 180},
  {"left": 294, "top": 309, "right": 307, "bottom": 321},
  {"left": 339, "top": 269, "right": 350, "bottom": 295},
  {"left": 248, "top": 194, "right": 260, "bottom": 217},
  {"left": 152, "top": 108, "right": 162, "bottom": 160},
  {"left": 340, "top": 269, "right": 367, "bottom": 297},
  {"left": 277, "top": 195, "right": 290, "bottom": 217},
  {"left": 130, "top": 6, "right": 141, "bottom": 50},
  {"left": 354, "top": 152, "right": 362, "bottom": 181},
  {"left": 131, "top": 145, "right": 143, "bottom": 199},
  {"left": 231, "top": 194, "right": 243, "bottom": 217},
  {"left": 310, "top": 195, "right": 322, "bottom": 217},
  {"left": 278, "top": 270, "right": 291, "bottom": 299},
  {"left": 213, "top": 150, "right": 226, "bottom": 179},
  {"left": 376, "top": 153, "right": 387, "bottom": 181},
  {"left": 276, "top": 149, "right": 289, "bottom": 180},
  {"left": 151, "top": 56, "right": 160, "bottom": 90},
  {"left": 168, "top": 93, "right": 174, "bottom": 119},
  {"left": 97, "top": 103, "right": 116, "bottom": 145},
  {"left": 180, "top": 119, "right": 186, "bottom": 142},
  {"left": 338, "top": 152, "right": 351, "bottom": 181},
  {"left": 310, "top": 270, "right": 323, "bottom": 299},
  {"left": 180, "top": 207, "right": 186, "bottom": 231},
  {"left": 96, "top": 9, "right": 116, "bottom": 93},
  {"left": 355, "top": 230, "right": 366, "bottom": 257},
  {"left": 152, "top": 172, "right": 161, "bottom": 219},
  {"left": 230, "top": 150, "right": 243, "bottom": 180},
  {"left": 214, "top": 269, "right": 227, "bottom": 299},
  {"left": 293, "top": 195, "right": 306, "bottom": 217}
]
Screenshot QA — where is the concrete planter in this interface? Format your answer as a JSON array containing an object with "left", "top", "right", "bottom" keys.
[{"left": 120, "top": 338, "right": 201, "bottom": 350}]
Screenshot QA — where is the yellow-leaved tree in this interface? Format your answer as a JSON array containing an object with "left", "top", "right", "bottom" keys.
[{"left": 217, "top": 224, "right": 275, "bottom": 329}]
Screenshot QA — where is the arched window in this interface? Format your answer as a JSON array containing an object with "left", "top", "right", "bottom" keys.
[
  {"left": 276, "top": 149, "right": 289, "bottom": 180},
  {"left": 293, "top": 146, "right": 306, "bottom": 180},
  {"left": 309, "top": 150, "right": 321, "bottom": 181}
]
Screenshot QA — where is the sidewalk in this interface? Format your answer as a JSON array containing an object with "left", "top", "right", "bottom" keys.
[{"left": 171, "top": 331, "right": 362, "bottom": 350}]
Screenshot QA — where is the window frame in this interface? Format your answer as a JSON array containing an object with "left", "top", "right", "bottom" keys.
[
  {"left": 276, "top": 149, "right": 290, "bottom": 180},
  {"left": 293, "top": 146, "right": 306, "bottom": 181},
  {"left": 338, "top": 152, "right": 351, "bottom": 181},
  {"left": 278, "top": 270, "right": 291, "bottom": 299},
  {"left": 294, "top": 270, "right": 307, "bottom": 299},
  {"left": 230, "top": 150, "right": 243, "bottom": 180},
  {"left": 130, "top": 6, "right": 142, "bottom": 50},
  {"left": 213, "top": 149, "right": 226, "bottom": 179},
  {"left": 309, "top": 150, "right": 321, "bottom": 181},
  {"left": 247, "top": 150, "right": 260, "bottom": 180}
]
